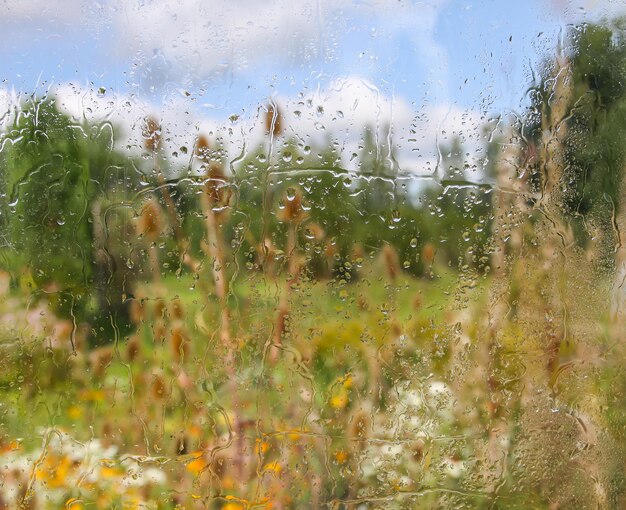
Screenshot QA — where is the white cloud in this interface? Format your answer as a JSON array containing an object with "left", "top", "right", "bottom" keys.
[
  {"left": 541, "top": 0, "right": 626, "bottom": 22},
  {"left": 46, "top": 75, "right": 487, "bottom": 180},
  {"left": 112, "top": 0, "right": 449, "bottom": 81},
  {"left": 2, "top": 0, "right": 450, "bottom": 89}
]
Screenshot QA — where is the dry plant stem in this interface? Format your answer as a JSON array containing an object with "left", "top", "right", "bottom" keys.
[
  {"left": 201, "top": 196, "right": 232, "bottom": 350},
  {"left": 200, "top": 185, "right": 247, "bottom": 484},
  {"left": 154, "top": 157, "right": 201, "bottom": 273},
  {"left": 538, "top": 56, "right": 574, "bottom": 388},
  {"left": 149, "top": 243, "right": 161, "bottom": 282},
  {"left": 612, "top": 166, "right": 626, "bottom": 332},
  {"left": 271, "top": 220, "right": 299, "bottom": 363}
]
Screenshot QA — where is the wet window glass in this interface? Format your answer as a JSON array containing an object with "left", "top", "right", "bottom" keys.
[{"left": 1, "top": 1, "right": 626, "bottom": 508}]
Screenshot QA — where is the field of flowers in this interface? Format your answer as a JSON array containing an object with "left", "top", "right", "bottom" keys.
[{"left": 3, "top": 17, "right": 626, "bottom": 510}]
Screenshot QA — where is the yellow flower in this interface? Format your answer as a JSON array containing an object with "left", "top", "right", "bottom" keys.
[
  {"left": 100, "top": 465, "right": 123, "bottom": 479},
  {"left": 36, "top": 454, "right": 73, "bottom": 489},
  {"left": 67, "top": 405, "right": 82, "bottom": 420},
  {"left": 78, "top": 389, "right": 105, "bottom": 402},
  {"left": 254, "top": 439, "right": 270, "bottom": 455},
  {"left": 264, "top": 461, "right": 282, "bottom": 475},
  {"left": 330, "top": 393, "right": 349, "bottom": 409},
  {"left": 65, "top": 498, "right": 84, "bottom": 509},
  {"left": 223, "top": 495, "right": 246, "bottom": 509},
  {"left": 334, "top": 450, "right": 349, "bottom": 464},
  {"left": 223, "top": 504, "right": 244, "bottom": 510},
  {"left": 286, "top": 429, "right": 301, "bottom": 441},
  {"left": 186, "top": 452, "right": 208, "bottom": 476}
]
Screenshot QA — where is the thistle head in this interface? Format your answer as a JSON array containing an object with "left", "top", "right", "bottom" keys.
[
  {"left": 264, "top": 103, "right": 283, "bottom": 137},
  {"left": 278, "top": 186, "right": 306, "bottom": 223},
  {"left": 137, "top": 198, "right": 163, "bottom": 240},
  {"left": 194, "top": 134, "right": 210, "bottom": 161},
  {"left": 381, "top": 243, "right": 400, "bottom": 281},
  {"left": 142, "top": 116, "right": 162, "bottom": 152}
]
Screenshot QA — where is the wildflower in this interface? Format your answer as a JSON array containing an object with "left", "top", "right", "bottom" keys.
[
  {"left": 67, "top": 406, "right": 82, "bottom": 420},
  {"left": 330, "top": 392, "right": 349, "bottom": 410},
  {"left": 65, "top": 497, "right": 85, "bottom": 509},
  {"left": 264, "top": 461, "right": 282, "bottom": 475},
  {"left": 185, "top": 452, "right": 208, "bottom": 476},
  {"left": 99, "top": 465, "right": 123, "bottom": 479},
  {"left": 78, "top": 389, "right": 105, "bottom": 402},
  {"left": 223, "top": 503, "right": 244, "bottom": 510},
  {"left": 334, "top": 450, "right": 349, "bottom": 464},
  {"left": 36, "top": 454, "right": 74, "bottom": 489},
  {"left": 254, "top": 439, "right": 270, "bottom": 455}
]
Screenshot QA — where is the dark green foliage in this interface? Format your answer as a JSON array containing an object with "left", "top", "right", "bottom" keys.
[
  {"left": 529, "top": 20, "right": 626, "bottom": 253},
  {"left": 0, "top": 98, "right": 139, "bottom": 337}
]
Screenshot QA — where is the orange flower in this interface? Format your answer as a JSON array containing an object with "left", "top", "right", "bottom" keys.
[
  {"left": 186, "top": 452, "right": 208, "bottom": 476},
  {"left": 334, "top": 450, "right": 349, "bottom": 464}
]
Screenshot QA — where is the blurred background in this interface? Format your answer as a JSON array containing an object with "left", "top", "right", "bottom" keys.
[{"left": 2, "top": 1, "right": 626, "bottom": 508}]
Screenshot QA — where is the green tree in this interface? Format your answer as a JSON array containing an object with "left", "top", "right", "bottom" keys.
[{"left": 0, "top": 98, "right": 139, "bottom": 341}]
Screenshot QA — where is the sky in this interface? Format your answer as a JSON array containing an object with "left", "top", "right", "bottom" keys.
[{"left": 0, "top": 0, "right": 624, "bottom": 176}]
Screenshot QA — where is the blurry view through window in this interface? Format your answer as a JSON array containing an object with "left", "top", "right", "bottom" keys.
[{"left": 3, "top": 0, "right": 626, "bottom": 508}]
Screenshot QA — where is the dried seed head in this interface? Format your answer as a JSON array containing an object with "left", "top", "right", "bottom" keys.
[
  {"left": 142, "top": 116, "right": 162, "bottom": 152},
  {"left": 324, "top": 240, "right": 337, "bottom": 258},
  {"left": 154, "top": 323, "right": 167, "bottom": 344},
  {"left": 169, "top": 298, "right": 184, "bottom": 320},
  {"left": 278, "top": 187, "right": 306, "bottom": 223},
  {"left": 151, "top": 373, "right": 167, "bottom": 400},
  {"left": 170, "top": 324, "right": 189, "bottom": 363},
  {"left": 351, "top": 243, "right": 365, "bottom": 262},
  {"left": 422, "top": 242, "right": 435, "bottom": 265},
  {"left": 126, "top": 337, "right": 140, "bottom": 362},
  {"left": 129, "top": 299, "right": 145, "bottom": 324},
  {"left": 264, "top": 103, "right": 283, "bottom": 137},
  {"left": 381, "top": 243, "right": 400, "bottom": 281},
  {"left": 261, "top": 237, "right": 276, "bottom": 259},
  {"left": 204, "top": 161, "right": 230, "bottom": 207},
  {"left": 412, "top": 293, "right": 422, "bottom": 310},
  {"left": 154, "top": 298, "right": 166, "bottom": 319},
  {"left": 137, "top": 199, "right": 163, "bottom": 240},
  {"left": 349, "top": 409, "right": 371, "bottom": 445},
  {"left": 195, "top": 135, "right": 210, "bottom": 161},
  {"left": 306, "top": 222, "right": 326, "bottom": 241},
  {"left": 89, "top": 347, "right": 113, "bottom": 378}
]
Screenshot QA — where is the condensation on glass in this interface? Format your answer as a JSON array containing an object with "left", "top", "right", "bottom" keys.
[{"left": 0, "top": 1, "right": 625, "bottom": 509}]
